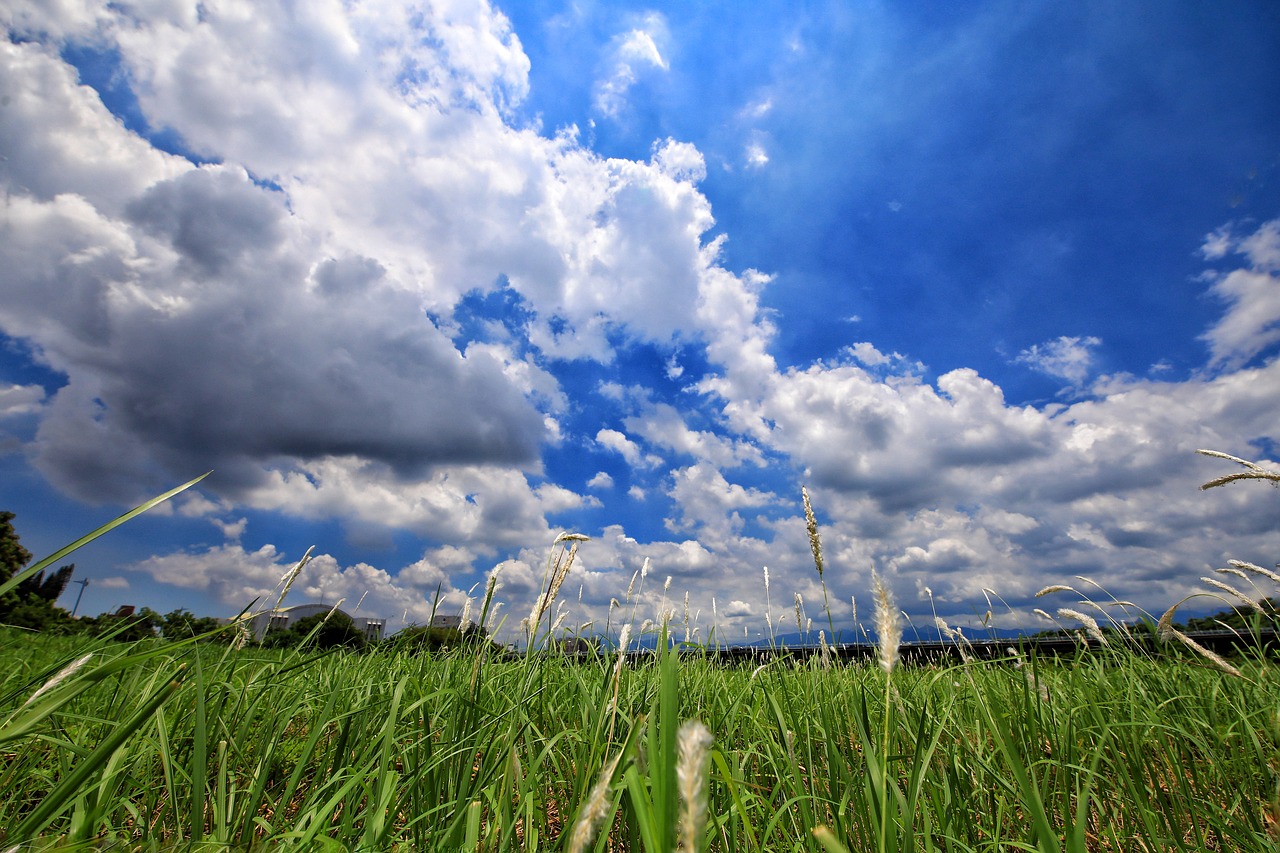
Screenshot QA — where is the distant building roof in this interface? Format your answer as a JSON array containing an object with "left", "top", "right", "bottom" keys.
[{"left": 244, "top": 604, "right": 386, "bottom": 642}]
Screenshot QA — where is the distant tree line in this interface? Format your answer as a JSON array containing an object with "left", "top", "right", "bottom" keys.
[
  {"left": 0, "top": 510, "right": 505, "bottom": 652},
  {"left": 1, "top": 511, "right": 227, "bottom": 642}
]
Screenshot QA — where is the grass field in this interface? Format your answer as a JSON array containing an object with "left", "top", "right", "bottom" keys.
[
  {"left": 1, "top": 621, "right": 1277, "bottom": 851},
  {"left": 3, "top": 455, "right": 1277, "bottom": 850}
]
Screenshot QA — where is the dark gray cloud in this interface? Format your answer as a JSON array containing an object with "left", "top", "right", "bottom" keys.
[
  {"left": 126, "top": 169, "right": 285, "bottom": 276},
  {"left": 7, "top": 166, "right": 547, "bottom": 503}
]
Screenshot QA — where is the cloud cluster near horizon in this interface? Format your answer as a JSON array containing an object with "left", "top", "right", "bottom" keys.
[{"left": 1, "top": 1, "right": 1277, "bottom": 637}]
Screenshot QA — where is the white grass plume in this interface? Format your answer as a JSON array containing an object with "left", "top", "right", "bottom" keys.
[
  {"left": 274, "top": 545, "right": 314, "bottom": 611},
  {"left": 24, "top": 653, "right": 93, "bottom": 707},
  {"left": 1230, "top": 559, "right": 1280, "bottom": 585},
  {"left": 934, "top": 617, "right": 972, "bottom": 663},
  {"left": 1200, "top": 576, "right": 1264, "bottom": 613},
  {"left": 1157, "top": 598, "right": 1242, "bottom": 677},
  {"left": 1197, "top": 448, "right": 1280, "bottom": 489},
  {"left": 872, "top": 571, "right": 901, "bottom": 674},
  {"left": 1056, "top": 608, "right": 1108, "bottom": 646},
  {"left": 460, "top": 597, "right": 473, "bottom": 634},
  {"left": 528, "top": 533, "right": 588, "bottom": 639},
  {"left": 567, "top": 752, "right": 623, "bottom": 853},
  {"left": 676, "top": 719, "right": 714, "bottom": 853},
  {"left": 802, "top": 486, "right": 824, "bottom": 579}
]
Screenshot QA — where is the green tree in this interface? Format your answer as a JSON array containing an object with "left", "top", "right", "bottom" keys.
[
  {"left": 160, "top": 608, "right": 225, "bottom": 640},
  {"left": 0, "top": 512, "right": 77, "bottom": 630},
  {"left": 85, "top": 606, "right": 161, "bottom": 642},
  {"left": 1183, "top": 597, "right": 1280, "bottom": 634},
  {"left": 388, "top": 622, "right": 498, "bottom": 654},
  {"left": 0, "top": 511, "right": 32, "bottom": 584},
  {"left": 263, "top": 612, "right": 367, "bottom": 650}
]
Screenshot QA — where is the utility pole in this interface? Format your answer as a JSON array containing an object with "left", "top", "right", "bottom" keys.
[{"left": 71, "top": 578, "right": 90, "bottom": 617}]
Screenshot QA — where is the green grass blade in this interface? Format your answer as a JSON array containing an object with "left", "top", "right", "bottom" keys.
[
  {"left": 0, "top": 471, "right": 211, "bottom": 600},
  {"left": 10, "top": 666, "right": 185, "bottom": 841}
]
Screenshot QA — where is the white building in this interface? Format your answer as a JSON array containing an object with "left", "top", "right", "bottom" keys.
[{"left": 245, "top": 603, "right": 385, "bottom": 642}]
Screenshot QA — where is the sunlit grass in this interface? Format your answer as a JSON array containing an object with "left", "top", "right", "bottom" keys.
[
  {"left": 0, "top": 625, "right": 1277, "bottom": 851},
  {"left": 1, "top": 452, "right": 1277, "bottom": 849}
]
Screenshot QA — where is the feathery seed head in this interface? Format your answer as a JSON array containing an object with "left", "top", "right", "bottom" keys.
[
  {"left": 1165, "top": 624, "right": 1243, "bottom": 676},
  {"left": 1035, "top": 584, "right": 1075, "bottom": 598},
  {"left": 1156, "top": 603, "right": 1177, "bottom": 642},
  {"left": 25, "top": 653, "right": 94, "bottom": 707},
  {"left": 1056, "top": 608, "right": 1108, "bottom": 645},
  {"left": 274, "top": 545, "right": 315, "bottom": 611},
  {"left": 676, "top": 717, "right": 714, "bottom": 853},
  {"left": 802, "top": 486, "right": 825, "bottom": 579},
  {"left": 872, "top": 571, "right": 901, "bottom": 675},
  {"left": 1201, "top": 576, "right": 1264, "bottom": 612},
  {"left": 568, "top": 753, "right": 623, "bottom": 853},
  {"left": 1230, "top": 559, "right": 1280, "bottom": 584}
]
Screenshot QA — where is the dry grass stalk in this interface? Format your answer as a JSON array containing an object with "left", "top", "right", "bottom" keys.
[
  {"left": 1197, "top": 448, "right": 1280, "bottom": 489},
  {"left": 1231, "top": 559, "right": 1280, "bottom": 585},
  {"left": 274, "top": 545, "right": 315, "bottom": 611},
  {"left": 935, "top": 617, "right": 973, "bottom": 663},
  {"left": 528, "top": 533, "right": 588, "bottom": 639},
  {"left": 1035, "top": 584, "right": 1076, "bottom": 597},
  {"left": 1200, "top": 576, "right": 1264, "bottom": 613},
  {"left": 1157, "top": 599, "right": 1243, "bottom": 677},
  {"left": 605, "top": 623, "right": 632, "bottom": 743}
]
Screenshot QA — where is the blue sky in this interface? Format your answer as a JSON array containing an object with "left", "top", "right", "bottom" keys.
[{"left": 1, "top": 1, "right": 1278, "bottom": 643}]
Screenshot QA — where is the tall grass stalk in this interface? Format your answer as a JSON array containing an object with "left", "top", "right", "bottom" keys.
[{"left": 802, "top": 486, "right": 837, "bottom": 640}]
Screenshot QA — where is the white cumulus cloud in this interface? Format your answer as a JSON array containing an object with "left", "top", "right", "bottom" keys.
[{"left": 1014, "top": 335, "right": 1103, "bottom": 386}]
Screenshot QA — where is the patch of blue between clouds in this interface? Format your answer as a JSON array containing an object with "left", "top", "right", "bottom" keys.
[
  {"left": 442, "top": 278, "right": 537, "bottom": 354},
  {"left": 0, "top": 333, "right": 67, "bottom": 396},
  {"left": 60, "top": 42, "right": 218, "bottom": 167}
]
